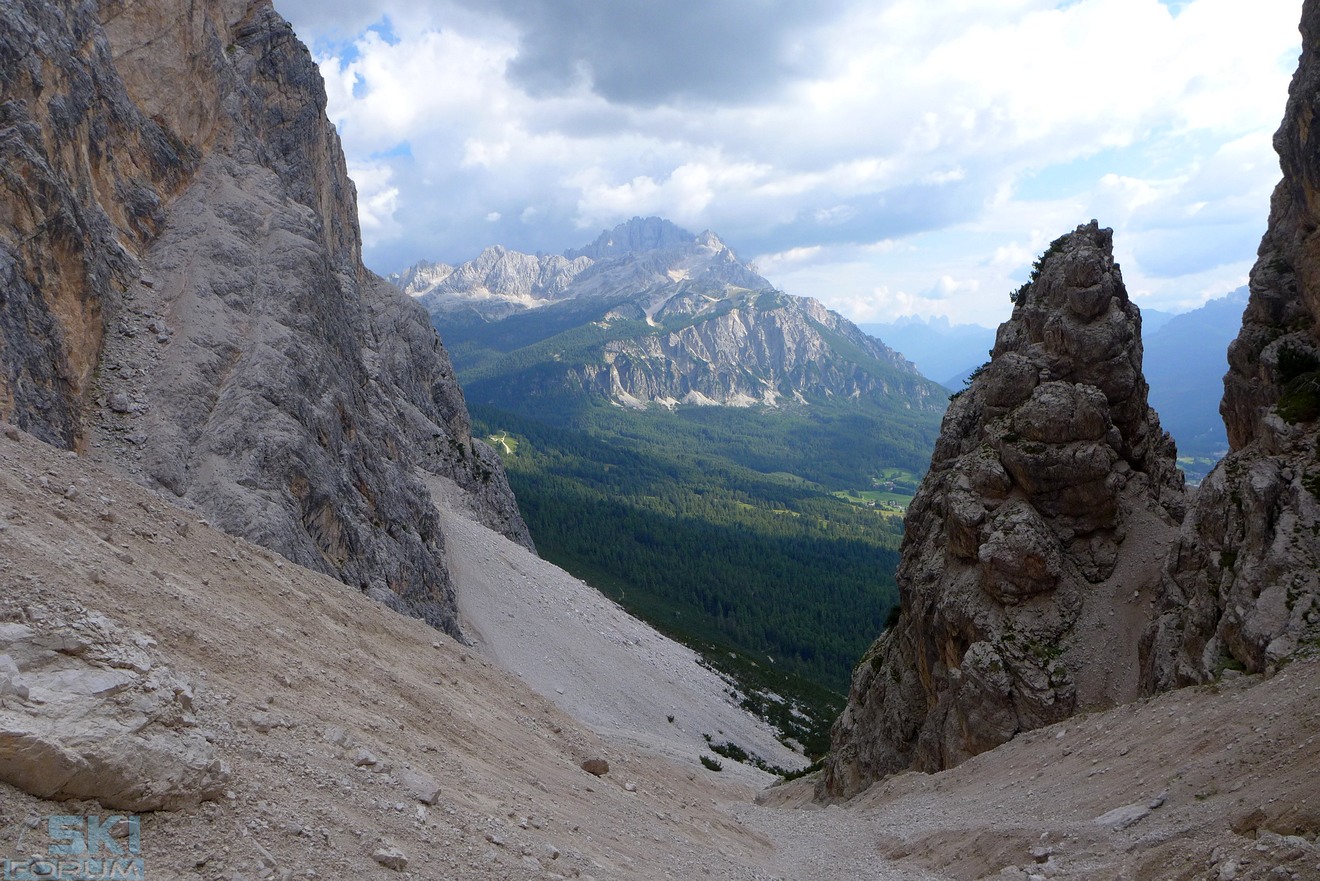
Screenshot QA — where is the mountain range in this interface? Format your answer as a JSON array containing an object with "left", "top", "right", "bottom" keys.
[
  {"left": 395, "top": 216, "right": 944, "bottom": 415},
  {"left": 1143, "top": 287, "right": 1246, "bottom": 459}
]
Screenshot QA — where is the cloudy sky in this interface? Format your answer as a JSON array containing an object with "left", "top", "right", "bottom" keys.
[{"left": 277, "top": 0, "right": 1302, "bottom": 328}]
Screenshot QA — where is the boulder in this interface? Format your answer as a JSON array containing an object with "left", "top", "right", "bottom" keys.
[{"left": 0, "top": 606, "right": 228, "bottom": 810}]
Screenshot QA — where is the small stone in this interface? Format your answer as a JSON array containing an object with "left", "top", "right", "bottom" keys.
[
  {"left": 351, "top": 748, "right": 378, "bottom": 767},
  {"left": 109, "top": 393, "right": 133, "bottom": 413},
  {"left": 580, "top": 758, "right": 609, "bottom": 777},
  {"left": 2, "top": 425, "right": 19, "bottom": 441},
  {"left": 624, "top": 782, "right": 637, "bottom": 793},
  {"left": 322, "top": 726, "right": 352, "bottom": 748},
  {"left": 399, "top": 770, "right": 441, "bottom": 805},
  {"left": 1093, "top": 802, "right": 1151, "bottom": 830},
  {"left": 249, "top": 712, "right": 282, "bottom": 734},
  {"left": 372, "top": 847, "right": 408, "bottom": 871}
]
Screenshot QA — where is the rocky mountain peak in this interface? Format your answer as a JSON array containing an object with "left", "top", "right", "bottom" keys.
[
  {"left": 819, "top": 221, "right": 1185, "bottom": 799},
  {"left": 421, "top": 217, "right": 942, "bottom": 412},
  {"left": 388, "top": 260, "right": 455, "bottom": 296},
  {"left": 564, "top": 216, "right": 696, "bottom": 260},
  {"left": 695, "top": 229, "right": 730, "bottom": 253}
]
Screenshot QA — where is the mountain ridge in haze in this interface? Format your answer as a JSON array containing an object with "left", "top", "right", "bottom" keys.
[{"left": 402, "top": 216, "right": 946, "bottom": 414}]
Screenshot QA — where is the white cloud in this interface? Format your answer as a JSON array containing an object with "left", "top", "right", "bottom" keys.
[
  {"left": 280, "top": 0, "right": 1300, "bottom": 323},
  {"left": 347, "top": 162, "right": 401, "bottom": 245}
]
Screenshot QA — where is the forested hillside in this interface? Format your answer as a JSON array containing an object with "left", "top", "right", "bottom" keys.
[{"left": 473, "top": 399, "right": 934, "bottom": 755}]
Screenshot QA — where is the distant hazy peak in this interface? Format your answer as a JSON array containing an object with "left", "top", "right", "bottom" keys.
[
  {"left": 565, "top": 216, "right": 696, "bottom": 260},
  {"left": 388, "top": 260, "right": 454, "bottom": 297}
]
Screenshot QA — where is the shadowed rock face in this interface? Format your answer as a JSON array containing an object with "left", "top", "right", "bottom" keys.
[
  {"left": 1143, "top": 2, "right": 1320, "bottom": 690},
  {"left": 0, "top": 0, "right": 199, "bottom": 447},
  {"left": 0, "top": 0, "right": 529, "bottom": 636},
  {"left": 820, "top": 222, "right": 1184, "bottom": 800}
]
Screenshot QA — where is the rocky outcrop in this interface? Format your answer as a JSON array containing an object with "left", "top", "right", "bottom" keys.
[
  {"left": 0, "top": 607, "right": 228, "bottom": 810},
  {"left": 1142, "top": 1, "right": 1320, "bottom": 689},
  {"left": 0, "top": 0, "right": 530, "bottom": 636},
  {"left": 820, "top": 222, "right": 1185, "bottom": 799}
]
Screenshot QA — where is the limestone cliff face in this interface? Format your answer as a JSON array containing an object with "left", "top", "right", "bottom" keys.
[
  {"left": 574, "top": 292, "right": 932, "bottom": 408},
  {"left": 820, "top": 222, "right": 1184, "bottom": 799},
  {"left": 1143, "top": 2, "right": 1320, "bottom": 689},
  {"left": 0, "top": 0, "right": 530, "bottom": 635},
  {"left": 0, "top": 0, "right": 198, "bottom": 448}
]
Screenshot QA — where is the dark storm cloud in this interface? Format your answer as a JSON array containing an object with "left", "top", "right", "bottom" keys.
[{"left": 467, "top": 0, "right": 855, "bottom": 106}]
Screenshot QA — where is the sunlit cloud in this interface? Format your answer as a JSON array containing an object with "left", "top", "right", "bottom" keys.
[{"left": 277, "top": 0, "right": 1301, "bottom": 325}]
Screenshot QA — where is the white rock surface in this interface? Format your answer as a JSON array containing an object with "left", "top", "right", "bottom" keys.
[
  {"left": 426, "top": 473, "right": 805, "bottom": 782},
  {"left": 0, "top": 606, "right": 227, "bottom": 810}
]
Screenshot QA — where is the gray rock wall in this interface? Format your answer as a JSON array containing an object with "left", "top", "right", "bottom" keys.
[
  {"left": 1142, "top": 0, "right": 1320, "bottom": 689},
  {"left": 1, "top": 0, "right": 530, "bottom": 637},
  {"left": 0, "top": 0, "right": 197, "bottom": 448}
]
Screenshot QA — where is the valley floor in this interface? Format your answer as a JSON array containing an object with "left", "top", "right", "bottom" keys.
[{"left": 0, "top": 428, "right": 1317, "bottom": 881}]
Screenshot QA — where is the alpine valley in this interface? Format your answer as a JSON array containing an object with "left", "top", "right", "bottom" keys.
[{"left": 395, "top": 217, "right": 947, "bottom": 737}]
